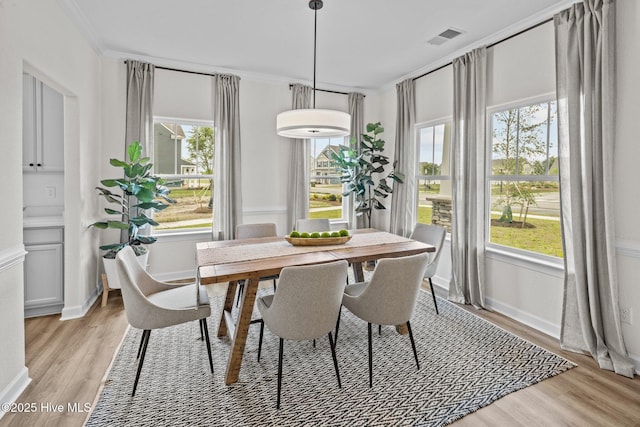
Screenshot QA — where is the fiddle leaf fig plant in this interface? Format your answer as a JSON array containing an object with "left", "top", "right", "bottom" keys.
[
  {"left": 332, "top": 122, "right": 404, "bottom": 228},
  {"left": 90, "top": 141, "right": 175, "bottom": 258}
]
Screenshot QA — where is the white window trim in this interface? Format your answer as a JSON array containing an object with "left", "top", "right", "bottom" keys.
[
  {"left": 485, "top": 94, "right": 563, "bottom": 263},
  {"left": 415, "top": 117, "right": 452, "bottom": 224}
]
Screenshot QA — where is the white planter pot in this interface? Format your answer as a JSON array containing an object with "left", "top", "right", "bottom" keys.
[{"left": 102, "top": 251, "right": 149, "bottom": 290}]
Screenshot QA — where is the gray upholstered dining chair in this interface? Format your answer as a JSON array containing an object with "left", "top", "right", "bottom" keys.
[
  {"left": 235, "top": 223, "right": 279, "bottom": 305},
  {"left": 256, "top": 260, "right": 348, "bottom": 409},
  {"left": 336, "top": 252, "right": 429, "bottom": 388},
  {"left": 295, "top": 218, "right": 331, "bottom": 233},
  {"left": 116, "top": 246, "right": 214, "bottom": 396},
  {"left": 409, "top": 223, "right": 447, "bottom": 314}
]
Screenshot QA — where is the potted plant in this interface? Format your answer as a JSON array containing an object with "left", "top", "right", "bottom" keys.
[
  {"left": 332, "top": 122, "right": 404, "bottom": 229},
  {"left": 90, "top": 141, "right": 174, "bottom": 289}
]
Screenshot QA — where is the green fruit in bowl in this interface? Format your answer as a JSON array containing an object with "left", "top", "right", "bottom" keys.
[
  {"left": 290, "top": 231, "right": 300, "bottom": 238},
  {"left": 300, "top": 232, "right": 310, "bottom": 238},
  {"left": 330, "top": 231, "right": 340, "bottom": 237},
  {"left": 310, "top": 232, "right": 320, "bottom": 238},
  {"left": 321, "top": 232, "right": 331, "bottom": 238},
  {"left": 339, "top": 229, "right": 349, "bottom": 237}
]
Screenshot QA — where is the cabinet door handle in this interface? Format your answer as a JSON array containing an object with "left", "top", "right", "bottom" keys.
[{"left": 37, "top": 163, "right": 42, "bottom": 167}]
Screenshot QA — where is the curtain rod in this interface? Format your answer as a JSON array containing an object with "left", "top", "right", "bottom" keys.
[
  {"left": 126, "top": 62, "right": 360, "bottom": 96},
  {"left": 155, "top": 65, "right": 217, "bottom": 77},
  {"left": 288, "top": 84, "right": 356, "bottom": 97},
  {"left": 412, "top": 17, "right": 554, "bottom": 82}
]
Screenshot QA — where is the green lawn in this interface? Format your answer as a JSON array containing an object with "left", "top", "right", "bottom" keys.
[
  {"left": 490, "top": 215, "right": 563, "bottom": 257},
  {"left": 417, "top": 206, "right": 433, "bottom": 224},
  {"left": 309, "top": 208, "right": 342, "bottom": 220}
]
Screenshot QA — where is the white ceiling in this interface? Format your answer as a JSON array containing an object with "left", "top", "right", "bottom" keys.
[{"left": 60, "top": 0, "right": 573, "bottom": 92}]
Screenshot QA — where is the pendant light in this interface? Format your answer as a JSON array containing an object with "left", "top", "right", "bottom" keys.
[{"left": 276, "top": 0, "right": 350, "bottom": 138}]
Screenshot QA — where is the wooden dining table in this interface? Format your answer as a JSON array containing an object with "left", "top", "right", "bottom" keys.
[{"left": 196, "top": 228, "right": 435, "bottom": 385}]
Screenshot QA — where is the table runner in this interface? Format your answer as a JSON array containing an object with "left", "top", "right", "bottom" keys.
[{"left": 198, "top": 231, "right": 412, "bottom": 266}]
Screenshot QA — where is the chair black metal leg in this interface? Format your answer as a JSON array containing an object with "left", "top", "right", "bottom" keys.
[
  {"left": 429, "top": 278, "right": 439, "bottom": 314},
  {"left": 136, "top": 331, "right": 145, "bottom": 360},
  {"left": 277, "top": 338, "right": 284, "bottom": 409},
  {"left": 199, "top": 318, "right": 204, "bottom": 341},
  {"left": 334, "top": 305, "right": 342, "bottom": 345},
  {"left": 132, "top": 329, "right": 151, "bottom": 396},
  {"left": 257, "top": 320, "right": 264, "bottom": 362},
  {"left": 202, "top": 318, "right": 214, "bottom": 374},
  {"left": 327, "top": 332, "right": 341, "bottom": 388},
  {"left": 378, "top": 324, "right": 382, "bottom": 335},
  {"left": 313, "top": 339, "right": 316, "bottom": 348},
  {"left": 273, "top": 278, "right": 277, "bottom": 292},
  {"left": 406, "top": 321, "right": 420, "bottom": 370},
  {"left": 368, "top": 322, "right": 373, "bottom": 388}
]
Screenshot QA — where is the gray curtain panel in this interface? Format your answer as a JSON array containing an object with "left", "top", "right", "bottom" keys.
[
  {"left": 286, "top": 84, "right": 312, "bottom": 232},
  {"left": 555, "top": 0, "right": 634, "bottom": 378},
  {"left": 213, "top": 74, "right": 243, "bottom": 241},
  {"left": 389, "top": 79, "right": 416, "bottom": 236},
  {"left": 448, "top": 47, "right": 487, "bottom": 309},
  {"left": 348, "top": 92, "right": 365, "bottom": 229},
  {"left": 124, "top": 60, "right": 154, "bottom": 242},
  {"left": 125, "top": 60, "right": 154, "bottom": 156}
]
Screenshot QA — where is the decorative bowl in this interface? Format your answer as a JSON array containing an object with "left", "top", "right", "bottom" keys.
[{"left": 284, "top": 235, "right": 352, "bottom": 246}]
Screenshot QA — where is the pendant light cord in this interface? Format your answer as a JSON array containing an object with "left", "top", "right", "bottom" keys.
[{"left": 313, "top": 5, "right": 317, "bottom": 108}]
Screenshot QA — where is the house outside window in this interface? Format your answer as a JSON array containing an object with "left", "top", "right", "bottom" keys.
[
  {"left": 416, "top": 121, "right": 452, "bottom": 231},
  {"left": 152, "top": 119, "right": 214, "bottom": 232},
  {"left": 309, "top": 137, "right": 346, "bottom": 221},
  {"left": 488, "top": 99, "right": 562, "bottom": 258}
]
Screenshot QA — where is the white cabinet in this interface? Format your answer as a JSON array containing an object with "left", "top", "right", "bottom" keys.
[
  {"left": 23, "top": 227, "right": 64, "bottom": 318},
  {"left": 22, "top": 74, "right": 64, "bottom": 173}
]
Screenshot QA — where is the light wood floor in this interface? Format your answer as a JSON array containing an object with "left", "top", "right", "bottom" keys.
[{"left": 2, "top": 285, "right": 639, "bottom": 427}]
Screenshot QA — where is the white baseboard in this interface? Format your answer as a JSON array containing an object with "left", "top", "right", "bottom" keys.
[
  {"left": 484, "top": 296, "right": 561, "bottom": 339},
  {"left": 60, "top": 286, "right": 100, "bottom": 321},
  {"left": 432, "top": 273, "right": 560, "bottom": 338},
  {"left": 0, "top": 367, "right": 31, "bottom": 420}
]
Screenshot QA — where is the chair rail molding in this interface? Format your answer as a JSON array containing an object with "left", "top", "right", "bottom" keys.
[
  {"left": 0, "top": 245, "right": 27, "bottom": 274},
  {"left": 616, "top": 239, "right": 640, "bottom": 259}
]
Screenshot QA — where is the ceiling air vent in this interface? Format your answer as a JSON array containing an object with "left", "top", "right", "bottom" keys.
[{"left": 427, "top": 28, "right": 463, "bottom": 45}]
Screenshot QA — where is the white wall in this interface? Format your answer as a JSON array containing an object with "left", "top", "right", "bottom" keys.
[{"left": 0, "top": 0, "right": 105, "bottom": 413}]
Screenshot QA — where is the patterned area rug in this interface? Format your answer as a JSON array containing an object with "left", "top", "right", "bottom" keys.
[{"left": 86, "top": 289, "right": 574, "bottom": 426}]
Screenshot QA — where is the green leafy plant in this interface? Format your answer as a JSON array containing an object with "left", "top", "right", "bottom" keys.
[
  {"left": 332, "top": 122, "right": 404, "bottom": 228},
  {"left": 90, "top": 141, "right": 175, "bottom": 258}
]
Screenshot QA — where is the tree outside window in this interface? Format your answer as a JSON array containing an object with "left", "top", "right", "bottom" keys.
[{"left": 489, "top": 100, "right": 562, "bottom": 257}]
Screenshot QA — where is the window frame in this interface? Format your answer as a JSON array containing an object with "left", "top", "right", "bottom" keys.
[
  {"left": 485, "top": 94, "right": 562, "bottom": 262},
  {"left": 152, "top": 116, "right": 215, "bottom": 235},
  {"left": 414, "top": 117, "right": 452, "bottom": 226}
]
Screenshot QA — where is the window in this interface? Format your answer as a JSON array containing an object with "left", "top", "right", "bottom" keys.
[
  {"left": 416, "top": 121, "right": 451, "bottom": 229},
  {"left": 152, "top": 120, "right": 214, "bottom": 232},
  {"left": 309, "top": 137, "right": 346, "bottom": 221},
  {"left": 488, "top": 100, "right": 562, "bottom": 258}
]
